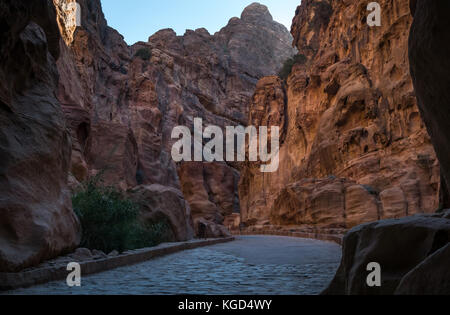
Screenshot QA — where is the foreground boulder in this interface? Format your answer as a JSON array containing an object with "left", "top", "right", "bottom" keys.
[
  {"left": 0, "top": 0, "right": 80, "bottom": 272},
  {"left": 323, "top": 210, "right": 450, "bottom": 295}
]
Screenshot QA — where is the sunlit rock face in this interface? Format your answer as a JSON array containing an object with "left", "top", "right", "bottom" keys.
[
  {"left": 239, "top": 0, "right": 440, "bottom": 234},
  {"left": 324, "top": 0, "right": 450, "bottom": 296},
  {"left": 0, "top": 0, "right": 80, "bottom": 272},
  {"left": 54, "top": 0, "right": 296, "bottom": 237}
]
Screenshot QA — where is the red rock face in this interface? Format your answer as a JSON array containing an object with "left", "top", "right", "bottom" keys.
[
  {"left": 178, "top": 162, "right": 239, "bottom": 237},
  {"left": 129, "top": 185, "right": 194, "bottom": 241},
  {"left": 239, "top": 0, "right": 440, "bottom": 233},
  {"left": 324, "top": 0, "right": 450, "bottom": 296},
  {"left": 324, "top": 210, "right": 450, "bottom": 295},
  {"left": 0, "top": 0, "right": 80, "bottom": 272},
  {"left": 53, "top": 0, "right": 295, "bottom": 238}
]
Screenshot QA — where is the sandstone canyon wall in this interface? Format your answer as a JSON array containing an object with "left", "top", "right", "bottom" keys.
[
  {"left": 239, "top": 0, "right": 440, "bottom": 236},
  {"left": 53, "top": 0, "right": 295, "bottom": 238},
  {"left": 409, "top": 0, "right": 450, "bottom": 206},
  {"left": 0, "top": 0, "right": 80, "bottom": 272},
  {"left": 324, "top": 0, "right": 450, "bottom": 295},
  {"left": 0, "top": 0, "right": 295, "bottom": 271}
]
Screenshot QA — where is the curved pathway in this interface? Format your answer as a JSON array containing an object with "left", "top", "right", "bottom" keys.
[{"left": 7, "top": 236, "right": 341, "bottom": 295}]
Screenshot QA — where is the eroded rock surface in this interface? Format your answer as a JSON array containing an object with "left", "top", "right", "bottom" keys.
[
  {"left": 53, "top": 0, "right": 295, "bottom": 237},
  {"left": 0, "top": 0, "right": 295, "bottom": 271},
  {"left": 239, "top": 0, "right": 439, "bottom": 234},
  {"left": 179, "top": 162, "right": 239, "bottom": 237},
  {"left": 0, "top": 0, "right": 80, "bottom": 272},
  {"left": 129, "top": 185, "right": 194, "bottom": 241},
  {"left": 395, "top": 243, "right": 450, "bottom": 295}
]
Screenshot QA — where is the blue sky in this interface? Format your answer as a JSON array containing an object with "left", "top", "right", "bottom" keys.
[{"left": 101, "top": 0, "right": 301, "bottom": 45}]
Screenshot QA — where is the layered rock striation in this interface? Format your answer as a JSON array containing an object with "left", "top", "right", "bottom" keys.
[
  {"left": 409, "top": 0, "right": 450, "bottom": 207},
  {"left": 239, "top": 0, "right": 439, "bottom": 235}
]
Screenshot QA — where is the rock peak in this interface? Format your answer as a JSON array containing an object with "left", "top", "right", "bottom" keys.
[{"left": 241, "top": 2, "right": 273, "bottom": 22}]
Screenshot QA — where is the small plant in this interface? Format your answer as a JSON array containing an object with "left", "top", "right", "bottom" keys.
[
  {"left": 134, "top": 48, "right": 152, "bottom": 61},
  {"left": 278, "top": 54, "right": 307, "bottom": 81},
  {"left": 72, "top": 174, "right": 170, "bottom": 253},
  {"left": 128, "top": 219, "right": 173, "bottom": 248}
]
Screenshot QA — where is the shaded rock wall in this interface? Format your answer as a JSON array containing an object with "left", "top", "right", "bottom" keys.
[
  {"left": 0, "top": 0, "right": 294, "bottom": 270},
  {"left": 0, "top": 0, "right": 80, "bottom": 272},
  {"left": 239, "top": 0, "right": 439, "bottom": 232},
  {"left": 323, "top": 210, "right": 450, "bottom": 295}
]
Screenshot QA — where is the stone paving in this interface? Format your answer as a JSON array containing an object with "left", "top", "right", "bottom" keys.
[{"left": 5, "top": 236, "right": 342, "bottom": 295}]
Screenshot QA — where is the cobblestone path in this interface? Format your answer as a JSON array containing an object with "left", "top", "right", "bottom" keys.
[{"left": 7, "top": 236, "right": 341, "bottom": 295}]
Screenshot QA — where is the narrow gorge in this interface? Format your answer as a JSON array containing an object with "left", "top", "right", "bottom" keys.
[
  {"left": 55, "top": 0, "right": 296, "bottom": 241},
  {"left": 1, "top": 0, "right": 296, "bottom": 272},
  {"left": 0, "top": 0, "right": 449, "bottom": 295}
]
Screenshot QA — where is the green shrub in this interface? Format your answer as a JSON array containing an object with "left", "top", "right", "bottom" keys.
[
  {"left": 278, "top": 54, "right": 307, "bottom": 80},
  {"left": 72, "top": 175, "right": 170, "bottom": 253},
  {"left": 134, "top": 48, "right": 152, "bottom": 61}
]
